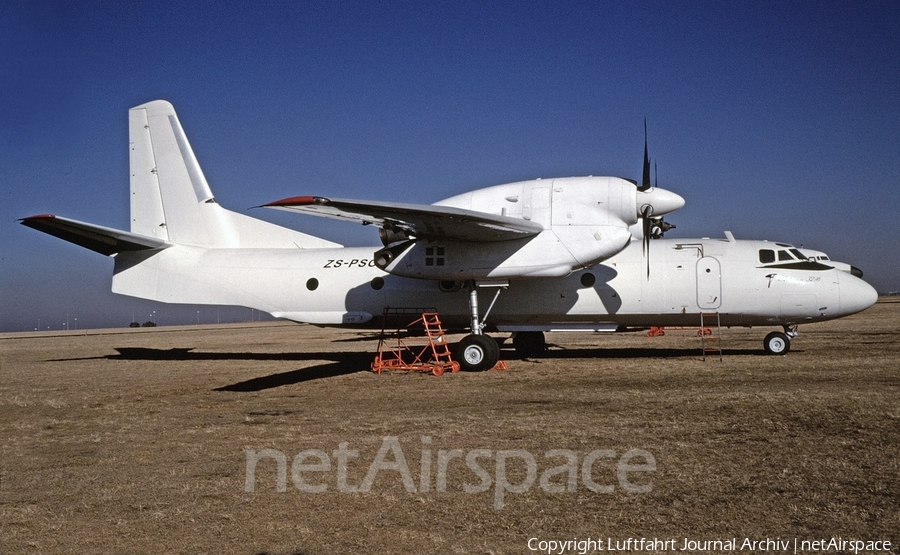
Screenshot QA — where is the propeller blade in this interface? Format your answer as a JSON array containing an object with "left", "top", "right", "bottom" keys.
[
  {"left": 640, "top": 118, "right": 651, "bottom": 191},
  {"left": 641, "top": 206, "right": 652, "bottom": 278}
]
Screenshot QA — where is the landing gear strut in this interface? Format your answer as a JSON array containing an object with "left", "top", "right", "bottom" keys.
[{"left": 455, "top": 280, "right": 505, "bottom": 371}]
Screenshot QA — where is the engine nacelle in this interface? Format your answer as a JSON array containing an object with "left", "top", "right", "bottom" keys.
[
  {"left": 434, "top": 176, "right": 639, "bottom": 231},
  {"left": 373, "top": 175, "right": 679, "bottom": 281}
]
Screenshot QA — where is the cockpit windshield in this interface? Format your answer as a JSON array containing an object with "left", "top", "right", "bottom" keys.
[{"left": 759, "top": 248, "right": 810, "bottom": 264}]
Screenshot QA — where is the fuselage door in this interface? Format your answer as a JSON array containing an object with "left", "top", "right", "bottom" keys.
[{"left": 696, "top": 256, "right": 722, "bottom": 309}]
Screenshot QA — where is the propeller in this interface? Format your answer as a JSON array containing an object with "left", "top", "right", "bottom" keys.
[
  {"left": 640, "top": 119, "right": 652, "bottom": 277},
  {"left": 636, "top": 122, "right": 682, "bottom": 278},
  {"left": 641, "top": 205, "right": 652, "bottom": 278},
  {"left": 639, "top": 118, "right": 651, "bottom": 192}
]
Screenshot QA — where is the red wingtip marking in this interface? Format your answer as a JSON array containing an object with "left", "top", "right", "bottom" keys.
[
  {"left": 22, "top": 214, "right": 57, "bottom": 220},
  {"left": 262, "top": 196, "right": 319, "bottom": 207}
]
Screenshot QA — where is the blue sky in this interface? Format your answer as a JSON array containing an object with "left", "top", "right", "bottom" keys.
[{"left": 2, "top": 1, "right": 899, "bottom": 331}]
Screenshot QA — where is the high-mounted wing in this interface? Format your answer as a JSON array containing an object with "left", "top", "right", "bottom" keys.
[
  {"left": 19, "top": 214, "right": 169, "bottom": 256},
  {"left": 262, "top": 196, "right": 545, "bottom": 242}
]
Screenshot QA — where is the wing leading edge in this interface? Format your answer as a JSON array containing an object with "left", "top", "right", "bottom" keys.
[{"left": 262, "top": 196, "right": 545, "bottom": 242}]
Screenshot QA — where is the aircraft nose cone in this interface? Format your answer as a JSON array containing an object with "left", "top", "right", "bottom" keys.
[
  {"left": 839, "top": 272, "right": 878, "bottom": 316},
  {"left": 637, "top": 187, "right": 685, "bottom": 218}
]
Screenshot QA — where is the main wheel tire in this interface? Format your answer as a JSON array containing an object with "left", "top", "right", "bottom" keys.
[
  {"left": 512, "top": 331, "right": 546, "bottom": 356},
  {"left": 456, "top": 334, "right": 500, "bottom": 371},
  {"left": 764, "top": 331, "right": 791, "bottom": 355}
]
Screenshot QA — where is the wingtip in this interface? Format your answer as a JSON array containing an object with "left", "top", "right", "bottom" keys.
[
  {"left": 261, "top": 196, "right": 328, "bottom": 208},
  {"left": 19, "top": 214, "right": 57, "bottom": 223}
]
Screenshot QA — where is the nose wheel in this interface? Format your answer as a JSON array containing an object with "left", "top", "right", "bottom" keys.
[{"left": 763, "top": 330, "right": 792, "bottom": 355}]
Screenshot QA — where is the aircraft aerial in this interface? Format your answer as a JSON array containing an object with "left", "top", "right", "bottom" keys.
[{"left": 20, "top": 100, "right": 878, "bottom": 371}]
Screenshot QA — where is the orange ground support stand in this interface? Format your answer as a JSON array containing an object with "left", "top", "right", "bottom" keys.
[
  {"left": 647, "top": 326, "right": 712, "bottom": 337},
  {"left": 371, "top": 310, "right": 460, "bottom": 376},
  {"left": 645, "top": 312, "right": 723, "bottom": 360}
]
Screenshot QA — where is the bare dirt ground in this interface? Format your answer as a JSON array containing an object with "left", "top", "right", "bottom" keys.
[{"left": 1, "top": 301, "right": 898, "bottom": 554}]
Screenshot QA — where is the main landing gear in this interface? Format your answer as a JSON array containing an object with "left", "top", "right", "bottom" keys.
[
  {"left": 764, "top": 325, "right": 798, "bottom": 355},
  {"left": 456, "top": 334, "right": 500, "bottom": 371},
  {"left": 454, "top": 280, "right": 505, "bottom": 371}
]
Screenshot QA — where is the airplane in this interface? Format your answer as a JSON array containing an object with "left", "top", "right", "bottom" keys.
[{"left": 20, "top": 100, "right": 878, "bottom": 370}]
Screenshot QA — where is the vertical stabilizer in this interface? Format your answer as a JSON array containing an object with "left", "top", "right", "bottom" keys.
[
  {"left": 129, "top": 103, "right": 170, "bottom": 241},
  {"left": 128, "top": 100, "right": 339, "bottom": 249}
]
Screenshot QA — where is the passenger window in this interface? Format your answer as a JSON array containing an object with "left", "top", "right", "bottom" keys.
[
  {"left": 759, "top": 249, "right": 775, "bottom": 263},
  {"left": 778, "top": 250, "right": 794, "bottom": 261}
]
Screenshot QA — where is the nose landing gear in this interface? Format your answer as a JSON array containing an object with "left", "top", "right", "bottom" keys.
[{"left": 763, "top": 325, "right": 798, "bottom": 355}]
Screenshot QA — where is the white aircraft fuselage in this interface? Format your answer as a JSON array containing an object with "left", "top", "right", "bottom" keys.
[{"left": 110, "top": 233, "right": 876, "bottom": 331}]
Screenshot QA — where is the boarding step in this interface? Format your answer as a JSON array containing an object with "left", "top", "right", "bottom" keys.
[{"left": 700, "top": 312, "right": 723, "bottom": 361}]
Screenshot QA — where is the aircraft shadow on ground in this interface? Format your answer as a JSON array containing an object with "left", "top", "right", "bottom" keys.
[
  {"left": 537, "top": 345, "right": 768, "bottom": 358},
  {"left": 51, "top": 344, "right": 770, "bottom": 392},
  {"left": 213, "top": 356, "right": 371, "bottom": 392},
  {"left": 108, "top": 347, "right": 364, "bottom": 362},
  {"left": 102, "top": 348, "right": 374, "bottom": 391}
]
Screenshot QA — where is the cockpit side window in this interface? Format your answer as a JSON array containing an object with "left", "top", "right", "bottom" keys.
[
  {"left": 759, "top": 249, "right": 775, "bottom": 263},
  {"left": 778, "top": 250, "right": 794, "bottom": 261},
  {"left": 789, "top": 249, "right": 807, "bottom": 261}
]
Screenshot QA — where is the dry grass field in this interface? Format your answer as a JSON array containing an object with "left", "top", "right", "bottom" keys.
[{"left": 2, "top": 300, "right": 898, "bottom": 554}]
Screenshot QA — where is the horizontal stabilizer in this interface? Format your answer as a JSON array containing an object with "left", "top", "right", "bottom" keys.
[
  {"left": 263, "top": 196, "right": 545, "bottom": 242},
  {"left": 19, "top": 214, "right": 169, "bottom": 256}
]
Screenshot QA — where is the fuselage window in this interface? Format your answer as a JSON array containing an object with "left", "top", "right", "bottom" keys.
[
  {"left": 759, "top": 249, "right": 775, "bottom": 263},
  {"left": 580, "top": 272, "right": 596, "bottom": 287}
]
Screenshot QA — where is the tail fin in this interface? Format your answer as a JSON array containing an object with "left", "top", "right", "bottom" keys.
[{"left": 128, "top": 101, "right": 339, "bottom": 249}]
